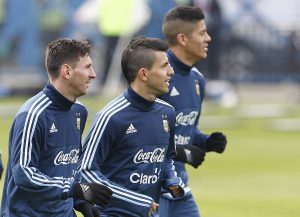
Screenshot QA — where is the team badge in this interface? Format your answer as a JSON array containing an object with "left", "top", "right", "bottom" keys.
[
  {"left": 76, "top": 113, "right": 81, "bottom": 130},
  {"left": 162, "top": 115, "right": 169, "bottom": 133},
  {"left": 195, "top": 80, "right": 200, "bottom": 96}
]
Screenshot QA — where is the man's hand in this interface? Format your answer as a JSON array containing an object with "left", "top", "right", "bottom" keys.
[
  {"left": 205, "top": 132, "right": 227, "bottom": 153},
  {"left": 149, "top": 201, "right": 159, "bottom": 216},
  {"left": 175, "top": 145, "right": 205, "bottom": 168},
  {"left": 74, "top": 202, "right": 101, "bottom": 217},
  {"left": 72, "top": 183, "right": 113, "bottom": 207},
  {"left": 169, "top": 186, "right": 184, "bottom": 198}
]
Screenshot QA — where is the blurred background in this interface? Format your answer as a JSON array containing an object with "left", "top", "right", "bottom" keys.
[
  {"left": 0, "top": 0, "right": 300, "bottom": 96},
  {"left": 0, "top": 0, "right": 300, "bottom": 216}
]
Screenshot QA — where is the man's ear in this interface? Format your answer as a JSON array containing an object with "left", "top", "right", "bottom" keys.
[
  {"left": 137, "top": 68, "right": 148, "bottom": 81},
  {"left": 177, "top": 33, "right": 187, "bottom": 46},
  {"left": 61, "top": 64, "right": 71, "bottom": 79}
]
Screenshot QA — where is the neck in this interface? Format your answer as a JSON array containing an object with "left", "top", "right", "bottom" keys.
[
  {"left": 170, "top": 47, "right": 196, "bottom": 66},
  {"left": 50, "top": 79, "right": 76, "bottom": 102},
  {"left": 130, "top": 82, "right": 156, "bottom": 102}
]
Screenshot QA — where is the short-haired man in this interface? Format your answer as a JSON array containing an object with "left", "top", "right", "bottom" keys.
[
  {"left": 1, "top": 38, "right": 113, "bottom": 217},
  {"left": 159, "top": 6, "right": 227, "bottom": 217},
  {"left": 79, "top": 36, "right": 185, "bottom": 216}
]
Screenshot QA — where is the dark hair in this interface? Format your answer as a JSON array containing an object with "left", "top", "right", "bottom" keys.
[
  {"left": 162, "top": 6, "right": 205, "bottom": 46},
  {"left": 45, "top": 38, "right": 91, "bottom": 79},
  {"left": 121, "top": 36, "right": 168, "bottom": 84}
]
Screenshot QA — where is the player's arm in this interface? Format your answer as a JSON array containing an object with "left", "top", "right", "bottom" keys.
[
  {"left": 193, "top": 128, "right": 227, "bottom": 153},
  {"left": 72, "top": 107, "right": 113, "bottom": 211},
  {"left": 11, "top": 113, "right": 111, "bottom": 206},
  {"left": 160, "top": 114, "right": 185, "bottom": 198},
  {"left": 174, "top": 144, "right": 206, "bottom": 168},
  {"left": 79, "top": 112, "right": 155, "bottom": 217},
  {"left": 174, "top": 120, "right": 206, "bottom": 168},
  {"left": 192, "top": 75, "right": 227, "bottom": 153}
]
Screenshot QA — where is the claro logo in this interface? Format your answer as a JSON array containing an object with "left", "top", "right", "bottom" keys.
[
  {"left": 133, "top": 148, "right": 165, "bottom": 164},
  {"left": 130, "top": 168, "right": 161, "bottom": 184},
  {"left": 54, "top": 149, "right": 80, "bottom": 165}
]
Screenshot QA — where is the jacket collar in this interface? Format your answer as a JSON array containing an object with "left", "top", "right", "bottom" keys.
[
  {"left": 43, "top": 81, "right": 74, "bottom": 111},
  {"left": 124, "top": 86, "right": 155, "bottom": 111}
]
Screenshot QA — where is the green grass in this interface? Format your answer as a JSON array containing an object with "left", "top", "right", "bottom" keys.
[
  {"left": 1, "top": 96, "right": 300, "bottom": 217},
  {"left": 188, "top": 128, "right": 300, "bottom": 217}
]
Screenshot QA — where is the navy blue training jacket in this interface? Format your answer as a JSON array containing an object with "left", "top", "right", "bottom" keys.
[
  {"left": 160, "top": 50, "right": 209, "bottom": 199},
  {"left": 80, "top": 87, "right": 184, "bottom": 217},
  {"left": 1, "top": 82, "right": 87, "bottom": 217}
]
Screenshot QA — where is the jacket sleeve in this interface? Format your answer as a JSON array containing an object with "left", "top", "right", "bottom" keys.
[
  {"left": 192, "top": 74, "right": 209, "bottom": 149},
  {"left": 11, "top": 112, "right": 73, "bottom": 200},
  {"left": 192, "top": 128, "right": 209, "bottom": 150},
  {"left": 79, "top": 112, "right": 153, "bottom": 217},
  {"left": 160, "top": 111, "right": 185, "bottom": 192}
]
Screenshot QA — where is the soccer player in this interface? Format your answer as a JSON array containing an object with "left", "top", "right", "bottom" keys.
[
  {"left": 158, "top": 6, "right": 228, "bottom": 217},
  {"left": 0, "top": 38, "right": 113, "bottom": 217},
  {"left": 79, "top": 36, "right": 185, "bottom": 216}
]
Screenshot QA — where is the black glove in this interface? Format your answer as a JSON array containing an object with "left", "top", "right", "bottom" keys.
[
  {"left": 72, "top": 183, "right": 112, "bottom": 207},
  {"left": 74, "top": 202, "right": 101, "bottom": 217},
  {"left": 205, "top": 132, "right": 227, "bottom": 153},
  {"left": 175, "top": 145, "right": 205, "bottom": 168}
]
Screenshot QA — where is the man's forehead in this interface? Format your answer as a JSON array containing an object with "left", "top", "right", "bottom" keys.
[{"left": 154, "top": 51, "right": 168, "bottom": 61}]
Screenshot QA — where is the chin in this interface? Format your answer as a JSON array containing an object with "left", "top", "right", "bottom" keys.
[
  {"left": 162, "top": 88, "right": 169, "bottom": 95},
  {"left": 79, "top": 90, "right": 87, "bottom": 97}
]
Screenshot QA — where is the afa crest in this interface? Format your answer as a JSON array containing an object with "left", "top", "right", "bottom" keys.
[
  {"left": 195, "top": 80, "right": 200, "bottom": 96},
  {"left": 76, "top": 113, "right": 81, "bottom": 130},
  {"left": 162, "top": 115, "right": 169, "bottom": 133}
]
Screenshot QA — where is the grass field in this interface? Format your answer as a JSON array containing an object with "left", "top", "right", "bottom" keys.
[{"left": 0, "top": 95, "right": 300, "bottom": 217}]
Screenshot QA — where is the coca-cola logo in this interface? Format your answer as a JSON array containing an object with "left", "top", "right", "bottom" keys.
[
  {"left": 176, "top": 111, "right": 198, "bottom": 126},
  {"left": 54, "top": 149, "right": 80, "bottom": 165},
  {"left": 133, "top": 148, "right": 165, "bottom": 164}
]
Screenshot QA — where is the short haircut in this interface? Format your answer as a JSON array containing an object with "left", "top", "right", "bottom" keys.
[
  {"left": 162, "top": 6, "right": 205, "bottom": 46},
  {"left": 45, "top": 38, "right": 91, "bottom": 80},
  {"left": 121, "top": 36, "right": 169, "bottom": 84}
]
